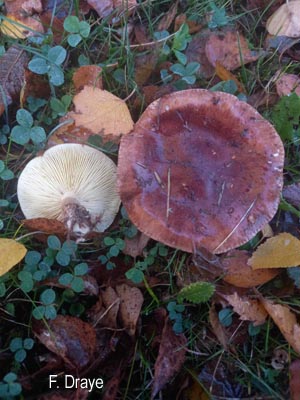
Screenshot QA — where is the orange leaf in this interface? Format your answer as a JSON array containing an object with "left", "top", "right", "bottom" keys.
[
  {"left": 222, "top": 250, "right": 279, "bottom": 288},
  {"left": 52, "top": 87, "right": 134, "bottom": 145},
  {"left": 260, "top": 297, "right": 300, "bottom": 354},
  {"left": 248, "top": 233, "right": 300, "bottom": 269},
  {"left": 215, "top": 61, "right": 246, "bottom": 93}
]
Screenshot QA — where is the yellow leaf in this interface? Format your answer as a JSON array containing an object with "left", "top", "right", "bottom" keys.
[
  {"left": 68, "top": 86, "right": 134, "bottom": 143},
  {"left": 0, "top": 16, "right": 27, "bottom": 39},
  {"left": 0, "top": 238, "right": 27, "bottom": 276},
  {"left": 248, "top": 232, "right": 300, "bottom": 269},
  {"left": 266, "top": 1, "right": 300, "bottom": 38}
]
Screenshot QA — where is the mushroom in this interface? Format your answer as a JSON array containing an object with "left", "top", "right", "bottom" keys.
[
  {"left": 117, "top": 89, "right": 284, "bottom": 254},
  {"left": 18, "top": 143, "right": 120, "bottom": 239}
]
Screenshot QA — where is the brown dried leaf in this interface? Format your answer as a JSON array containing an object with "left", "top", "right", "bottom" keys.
[
  {"left": 174, "top": 14, "right": 203, "bottom": 34},
  {"left": 259, "top": 297, "right": 300, "bottom": 354},
  {"left": 57, "top": 87, "right": 134, "bottom": 145},
  {"left": 5, "top": 0, "right": 42, "bottom": 15},
  {"left": 224, "top": 292, "right": 268, "bottom": 326},
  {"left": 100, "top": 286, "right": 120, "bottom": 328},
  {"left": 222, "top": 250, "right": 279, "bottom": 288},
  {"left": 186, "top": 30, "right": 215, "bottom": 79},
  {"left": 275, "top": 73, "right": 300, "bottom": 96},
  {"left": 22, "top": 69, "right": 51, "bottom": 104},
  {"left": 157, "top": 1, "right": 178, "bottom": 32},
  {"left": 205, "top": 30, "right": 260, "bottom": 71},
  {"left": 290, "top": 359, "right": 300, "bottom": 400},
  {"left": 0, "top": 45, "right": 28, "bottom": 116},
  {"left": 266, "top": 1, "right": 300, "bottom": 38},
  {"left": 152, "top": 319, "right": 187, "bottom": 398},
  {"left": 87, "top": 0, "right": 136, "bottom": 19},
  {"left": 115, "top": 284, "right": 143, "bottom": 336},
  {"left": 33, "top": 315, "right": 96, "bottom": 369},
  {"left": 123, "top": 232, "right": 150, "bottom": 258},
  {"left": 134, "top": 52, "right": 159, "bottom": 86},
  {"left": 248, "top": 233, "right": 300, "bottom": 269},
  {"left": 208, "top": 304, "right": 229, "bottom": 350},
  {"left": 283, "top": 182, "right": 300, "bottom": 208},
  {"left": 72, "top": 65, "right": 103, "bottom": 92},
  {"left": 22, "top": 218, "right": 67, "bottom": 236}
]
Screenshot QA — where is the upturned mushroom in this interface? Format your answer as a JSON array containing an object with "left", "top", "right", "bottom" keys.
[
  {"left": 117, "top": 89, "right": 284, "bottom": 254},
  {"left": 18, "top": 143, "right": 120, "bottom": 240}
]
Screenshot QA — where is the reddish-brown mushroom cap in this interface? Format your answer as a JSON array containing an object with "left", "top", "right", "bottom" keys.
[{"left": 117, "top": 89, "right": 284, "bottom": 254}]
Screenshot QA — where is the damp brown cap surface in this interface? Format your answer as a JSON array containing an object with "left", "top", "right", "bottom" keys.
[{"left": 117, "top": 89, "right": 284, "bottom": 254}]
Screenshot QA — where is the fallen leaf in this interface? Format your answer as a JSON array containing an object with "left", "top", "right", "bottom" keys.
[
  {"left": 283, "top": 182, "right": 300, "bottom": 208},
  {"left": 134, "top": 52, "right": 159, "bottom": 86},
  {"left": 275, "top": 73, "right": 300, "bottom": 97},
  {"left": 102, "top": 368, "right": 122, "bottom": 400},
  {"left": 100, "top": 286, "right": 120, "bottom": 328},
  {"left": 39, "top": 12, "right": 64, "bottom": 44},
  {"left": 215, "top": 61, "right": 246, "bottom": 93},
  {"left": 249, "top": 232, "right": 300, "bottom": 269},
  {"left": 87, "top": 0, "right": 137, "bottom": 20},
  {"left": 183, "top": 379, "right": 211, "bottom": 400},
  {"left": 222, "top": 250, "right": 279, "bottom": 288},
  {"left": 0, "top": 238, "right": 27, "bottom": 276},
  {"left": 33, "top": 315, "right": 96, "bottom": 369},
  {"left": 123, "top": 232, "right": 150, "bottom": 258},
  {"left": 259, "top": 296, "right": 300, "bottom": 354},
  {"left": 72, "top": 65, "right": 103, "bottom": 92},
  {"left": 224, "top": 292, "right": 268, "bottom": 326},
  {"left": 205, "top": 29, "right": 260, "bottom": 71},
  {"left": 157, "top": 1, "right": 178, "bottom": 32},
  {"left": 22, "top": 69, "right": 51, "bottom": 104},
  {"left": 0, "top": 45, "right": 29, "bottom": 116},
  {"left": 152, "top": 319, "right": 187, "bottom": 398},
  {"left": 5, "top": 0, "right": 42, "bottom": 15},
  {"left": 115, "top": 284, "right": 143, "bottom": 336},
  {"left": 266, "top": 1, "right": 300, "bottom": 37},
  {"left": 290, "top": 359, "right": 300, "bottom": 400},
  {"left": 52, "top": 87, "right": 134, "bottom": 145},
  {"left": 22, "top": 218, "right": 67, "bottom": 236},
  {"left": 0, "top": 15, "right": 27, "bottom": 38},
  {"left": 208, "top": 304, "right": 229, "bottom": 350},
  {"left": 174, "top": 14, "right": 203, "bottom": 34},
  {"left": 186, "top": 29, "right": 215, "bottom": 79}
]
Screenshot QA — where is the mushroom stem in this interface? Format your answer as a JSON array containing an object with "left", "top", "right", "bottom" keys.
[{"left": 61, "top": 200, "right": 95, "bottom": 241}]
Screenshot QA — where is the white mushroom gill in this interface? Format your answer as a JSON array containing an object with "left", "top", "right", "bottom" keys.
[{"left": 17, "top": 143, "right": 120, "bottom": 239}]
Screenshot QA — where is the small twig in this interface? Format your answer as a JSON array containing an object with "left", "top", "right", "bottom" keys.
[
  {"left": 129, "top": 32, "right": 176, "bottom": 48},
  {"left": 166, "top": 167, "right": 171, "bottom": 219},
  {"left": 92, "top": 298, "right": 120, "bottom": 327},
  {"left": 213, "top": 198, "right": 257, "bottom": 253}
]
